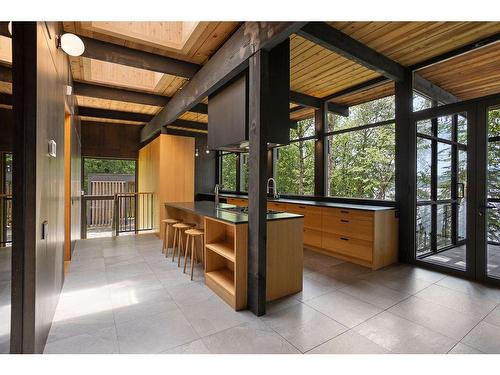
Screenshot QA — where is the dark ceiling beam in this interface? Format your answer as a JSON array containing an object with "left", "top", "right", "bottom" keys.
[
  {"left": 0, "top": 22, "right": 9, "bottom": 38},
  {"left": 79, "top": 35, "right": 200, "bottom": 79},
  {"left": 0, "top": 93, "right": 12, "bottom": 106},
  {"left": 168, "top": 119, "right": 208, "bottom": 131},
  {"left": 321, "top": 76, "right": 390, "bottom": 102},
  {"left": 290, "top": 105, "right": 305, "bottom": 113},
  {"left": 81, "top": 120, "right": 141, "bottom": 128},
  {"left": 141, "top": 22, "right": 307, "bottom": 143},
  {"left": 410, "top": 32, "right": 500, "bottom": 71},
  {"left": 290, "top": 91, "right": 349, "bottom": 116},
  {"left": 73, "top": 82, "right": 169, "bottom": 107},
  {"left": 413, "top": 73, "right": 459, "bottom": 104},
  {"left": 297, "top": 22, "right": 405, "bottom": 82},
  {"left": 73, "top": 81, "right": 208, "bottom": 115},
  {"left": 0, "top": 65, "right": 12, "bottom": 82},
  {"left": 78, "top": 106, "right": 153, "bottom": 123}
]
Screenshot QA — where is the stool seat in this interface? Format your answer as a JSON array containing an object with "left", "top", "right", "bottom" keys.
[
  {"left": 173, "top": 222, "right": 194, "bottom": 230},
  {"left": 185, "top": 228, "right": 204, "bottom": 236},
  {"left": 162, "top": 218, "right": 180, "bottom": 224}
]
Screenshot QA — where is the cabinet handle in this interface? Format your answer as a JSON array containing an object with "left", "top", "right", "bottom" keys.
[
  {"left": 340, "top": 219, "right": 349, "bottom": 223},
  {"left": 340, "top": 237, "right": 349, "bottom": 241},
  {"left": 298, "top": 205, "right": 306, "bottom": 209},
  {"left": 340, "top": 210, "right": 349, "bottom": 214}
]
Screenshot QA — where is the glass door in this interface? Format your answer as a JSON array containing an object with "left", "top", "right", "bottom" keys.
[
  {"left": 415, "top": 112, "right": 469, "bottom": 271},
  {"left": 486, "top": 105, "right": 500, "bottom": 280}
]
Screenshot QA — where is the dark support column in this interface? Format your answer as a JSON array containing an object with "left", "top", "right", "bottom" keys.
[
  {"left": 11, "top": 22, "right": 37, "bottom": 354},
  {"left": 314, "top": 103, "right": 328, "bottom": 196},
  {"left": 247, "top": 49, "right": 270, "bottom": 316},
  {"left": 395, "top": 69, "right": 415, "bottom": 263}
]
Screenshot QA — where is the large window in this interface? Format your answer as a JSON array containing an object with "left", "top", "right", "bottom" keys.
[
  {"left": 274, "top": 118, "right": 315, "bottom": 196},
  {"left": 220, "top": 152, "right": 237, "bottom": 191},
  {"left": 326, "top": 96, "right": 396, "bottom": 200},
  {"left": 83, "top": 158, "right": 136, "bottom": 194}
]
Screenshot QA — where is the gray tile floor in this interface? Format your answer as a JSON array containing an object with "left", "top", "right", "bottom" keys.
[{"left": 41, "top": 234, "right": 500, "bottom": 354}]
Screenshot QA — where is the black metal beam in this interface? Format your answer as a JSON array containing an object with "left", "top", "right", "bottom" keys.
[
  {"left": 290, "top": 90, "right": 349, "bottom": 116},
  {"left": 73, "top": 82, "right": 169, "bottom": 107},
  {"left": 314, "top": 104, "right": 327, "bottom": 196},
  {"left": 0, "top": 65, "right": 13, "bottom": 82},
  {"left": 321, "top": 76, "right": 390, "bottom": 102},
  {"left": 410, "top": 32, "right": 500, "bottom": 71},
  {"left": 413, "top": 73, "right": 459, "bottom": 104},
  {"left": 79, "top": 35, "right": 200, "bottom": 79},
  {"left": 297, "top": 22, "right": 405, "bottom": 82},
  {"left": 0, "top": 22, "right": 9, "bottom": 38},
  {"left": 168, "top": 119, "right": 208, "bottom": 131},
  {"left": 0, "top": 93, "right": 12, "bottom": 106},
  {"left": 140, "top": 22, "right": 306, "bottom": 143},
  {"left": 78, "top": 106, "right": 153, "bottom": 123}
]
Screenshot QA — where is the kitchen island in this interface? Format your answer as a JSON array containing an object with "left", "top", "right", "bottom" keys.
[{"left": 165, "top": 201, "right": 304, "bottom": 310}]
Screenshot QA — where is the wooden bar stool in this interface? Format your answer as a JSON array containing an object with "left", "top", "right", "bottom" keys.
[
  {"left": 171, "top": 222, "right": 195, "bottom": 266},
  {"left": 162, "top": 218, "right": 180, "bottom": 256},
  {"left": 183, "top": 228, "right": 205, "bottom": 280}
]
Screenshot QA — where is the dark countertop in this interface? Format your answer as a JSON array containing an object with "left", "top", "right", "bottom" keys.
[
  {"left": 165, "top": 201, "right": 303, "bottom": 224},
  {"left": 219, "top": 193, "right": 396, "bottom": 211}
]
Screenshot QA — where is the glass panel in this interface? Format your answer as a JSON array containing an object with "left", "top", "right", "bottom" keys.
[
  {"left": 458, "top": 150, "right": 467, "bottom": 242},
  {"left": 489, "top": 106, "right": 500, "bottom": 137},
  {"left": 416, "top": 205, "right": 432, "bottom": 256},
  {"left": 437, "top": 115, "right": 452, "bottom": 141},
  {"left": 275, "top": 139, "right": 315, "bottom": 196},
  {"left": 416, "top": 137, "right": 432, "bottom": 201},
  {"left": 240, "top": 153, "right": 249, "bottom": 192},
  {"left": 290, "top": 117, "right": 315, "bottom": 141},
  {"left": 220, "top": 153, "right": 237, "bottom": 191},
  {"left": 436, "top": 203, "right": 453, "bottom": 250},
  {"left": 437, "top": 143, "right": 452, "bottom": 200},
  {"left": 327, "top": 96, "right": 395, "bottom": 132},
  {"left": 416, "top": 119, "right": 432, "bottom": 135},
  {"left": 488, "top": 141, "right": 500, "bottom": 199},
  {"left": 487, "top": 203, "right": 500, "bottom": 279},
  {"left": 327, "top": 124, "right": 395, "bottom": 200},
  {"left": 457, "top": 114, "right": 467, "bottom": 144},
  {"left": 413, "top": 93, "right": 433, "bottom": 112}
]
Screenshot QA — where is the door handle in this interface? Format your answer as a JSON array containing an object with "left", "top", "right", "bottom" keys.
[{"left": 457, "top": 183, "right": 465, "bottom": 199}]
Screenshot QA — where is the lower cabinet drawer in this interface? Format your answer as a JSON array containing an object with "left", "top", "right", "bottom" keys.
[
  {"left": 322, "top": 216, "right": 373, "bottom": 241},
  {"left": 322, "top": 233, "right": 373, "bottom": 262},
  {"left": 304, "top": 228, "right": 322, "bottom": 248},
  {"left": 268, "top": 202, "right": 287, "bottom": 211}
]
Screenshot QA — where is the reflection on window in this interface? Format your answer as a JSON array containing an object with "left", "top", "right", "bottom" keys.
[
  {"left": 413, "top": 92, "right": 433, "bottom": 112},
  {"left": 416, "top": 205, "right": 432, "bottom": 256},
  {"left": 437, "top": 143, "right": 452, "bottom": 200},
  {"left": 436, "top": 203, "right": 453, "bottom": 249},
  {"left": 457, "top": 114, "right": 467, "bottom": 144},
  {"left": 416, "top": 137, "right": 432, "bottom": 201},
  {"left": 327, "top": 124, "right": 395, "bottom": 200},
  {"left": 220, "top": 153, "right": 237, "bottom": 191},
  {"left": 417, "top": 119, "right": 432, "bottom": 136},
  {"left": 327, "top": 96, "right": 395, "bottom": 132},
  {"left": 437, "top": 115, "right": 452, "bottom": 141},
  {"left": 240, "top": 153, "right": 249, "bottom": 192}
]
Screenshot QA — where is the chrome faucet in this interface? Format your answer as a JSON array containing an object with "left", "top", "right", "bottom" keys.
[
  {"left": 267, "top": 178, "right": 280, "bottom": 199},
  {"left": 214, "top": 184, "right": 221, "bottom": 206}
]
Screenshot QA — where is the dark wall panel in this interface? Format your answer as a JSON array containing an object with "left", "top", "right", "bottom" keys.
[
  {"left": 0, "top": 108, "right": 13, "bottom": 152},
  {"left": 81, "top": 121, "right": 141, "bottom": 159},
  {"left": 195, "top": 135, "right": 216, "bottom": 194}
]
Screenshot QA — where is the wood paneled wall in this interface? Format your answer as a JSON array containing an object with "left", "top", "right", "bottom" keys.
[
  {"left": 81, "top": 121, "right": 141, "bottom": 159},
  {"left": 11, "top": 22, "right": 79, "bottom": 353},
  {"left": 138, "top": 134, "right": 194, "bottom": 235}
]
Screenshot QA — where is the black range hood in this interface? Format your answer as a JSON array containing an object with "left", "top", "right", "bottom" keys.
[{"left": 207, "top": 39, "right": 291, "bottom": 152}]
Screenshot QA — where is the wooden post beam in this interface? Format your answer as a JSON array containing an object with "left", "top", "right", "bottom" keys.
[
  {"left": 79, "top": 35, "right": 200, "bottom": 78},
  {"left": 297, "top": 22, "right": 405, "bottom": 82},
  {"left": 78, "top": 106, "right": 154, "bottom": 123},
  {"left": 413, "top": 73, "right": 459, "bottom": 104},
  {"left": 290, "top": 91, "right": 348, "bottom": 116},
  {"left": 140, "top": 22, "right": 306, "bottom": 143}
]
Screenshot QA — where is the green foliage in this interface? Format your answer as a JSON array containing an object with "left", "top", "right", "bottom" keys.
[
  {"left": 220, "top": 153, "right": 237, "bottom": 191},
  {"left": 83, "top": 158, "right": 136, "bottom": 193},
  {"left": 488, "top": 108, "right": 500, "bottom": 243}
]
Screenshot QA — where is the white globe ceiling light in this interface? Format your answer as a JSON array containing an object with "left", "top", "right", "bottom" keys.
[{"left": 58, "top": 33, "right": 85, "bottom": 57}]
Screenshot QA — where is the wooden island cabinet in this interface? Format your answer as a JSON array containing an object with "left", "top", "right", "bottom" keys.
[{"left": 227, "top": 197, "right": 398, "bottom": 270}]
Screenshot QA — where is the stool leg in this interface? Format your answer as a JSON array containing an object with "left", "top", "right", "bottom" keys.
[
  {"left": 162, "top": 222, "right": 166, "bottom": 253},
  {"left": 190, "top": 236, "right": 196, "bottom": 281},
  {"left": 171, "top": 228, "right": 178, "bottom": 261},
  {"left": 177, "top": 231, "right": 184, "bottom": 267},
  {"left": 183, "top": 235, "right": 191, "bottom": 274},
  {"left": 165, "top": 224, "right": 171, "bottom": 257}
]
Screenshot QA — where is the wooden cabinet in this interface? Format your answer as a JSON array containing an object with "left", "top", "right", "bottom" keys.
[
  {"left": 226, "top": 197, "right": 248, "bottom": 207},
  {"left": 222, "top": 196, "right": 398, "bottom": 270}
]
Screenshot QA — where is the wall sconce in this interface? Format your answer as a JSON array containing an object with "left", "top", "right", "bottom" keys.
[
  {"left": 8, "top": 22, "right": 12, "bottom": 35},
  {"left": 205, "top": 146, "right": 210, "bottom": 154},
  {"left": 195, "top": 148, "right": 199, "bottom": 157},
  {"left": 57, "top": 33, "right": 85, "bottom": 57}
]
